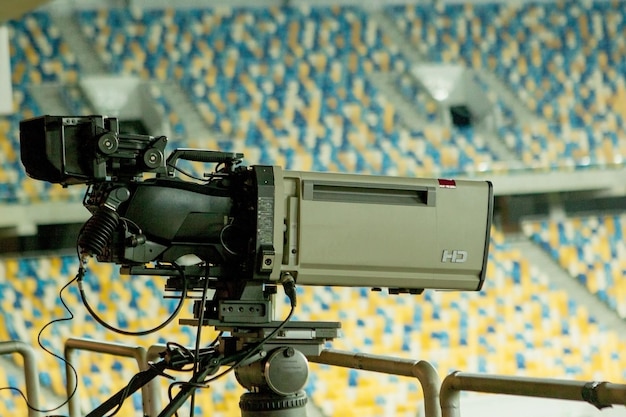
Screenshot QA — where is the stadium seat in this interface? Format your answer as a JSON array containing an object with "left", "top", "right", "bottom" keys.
[{"left": 523, "top": 215, "right": 626, "bottom": 319}]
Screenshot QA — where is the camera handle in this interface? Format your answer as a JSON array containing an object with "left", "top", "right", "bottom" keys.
[{"left": 165, "top": 149, "right": 243, "bottom": 176}]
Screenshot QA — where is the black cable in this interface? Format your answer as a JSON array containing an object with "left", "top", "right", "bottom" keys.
[
  {"left": 165, "top": 342, "right": 197, "bottom": 373},
  {"left": 101, "top": 372, "right": 142, "bottom": 417},
  {"left": 188, "top": 264, "right": 211, "bottom": 417},
  {"left": 200, "top": 278, "right": 298, "bottom": 385},
  {"left": 0, "top": 269, "right": 80, "bottom": 415},
  {"left": 201, "top": 303, "right": 296, "bottom": 386},
  {"left": 162, "top": 281, "right": 298, "bottom": 417},
  {"left": 167, "top": 163, "right": 212, "bottom": 183},
  {"left": 77, "top": 260, "right": 188, "bottom": 337}
]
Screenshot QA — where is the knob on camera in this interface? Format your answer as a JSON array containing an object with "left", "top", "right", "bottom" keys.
[{"left": 97, "top": 132, "right": 119, "bottom": 155}]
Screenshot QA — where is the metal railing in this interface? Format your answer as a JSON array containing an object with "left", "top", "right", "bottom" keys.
[
  {"left": 309, "top": 348, "right": 441, "bottom": 417},
  {"left": 440, "top": 372, "right": 626, "bottom": 417},
  {"left": 3, "top": 338, "right": 625, "bottom": 417},
  {"left": 0, "top": 341, "right": 42, "bottom": 417},
  {"left": 64, "top": 337, "right": 160, "bottom": 417}
]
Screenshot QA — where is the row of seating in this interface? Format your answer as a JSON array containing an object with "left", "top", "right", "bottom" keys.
[
  {"left": 76, "top": 7, "right": 404, "bottom": 76},
  {"left": 500, "top": 117, "right": 626, "bottom": 168},
  {"left": 523, "top": 214, "right": 626, "bottom": 319}
]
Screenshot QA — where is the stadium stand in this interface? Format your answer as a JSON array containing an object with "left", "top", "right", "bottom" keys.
[
  {"left": 5, "top": 3, "right": 626, "bottom": 198},
  {"left": 523, "top": 214, "right": 626, "bottom": 320},
  {"left": 3, "top": 1, "right": 626, "bottom": 416},
  {"left": 3, "top": 229, "right": 626, "bottom": 416},
  {"left": 74, "top": 6, "right": 501, "bottom": 177},
  {"left": 2, "top": 10, "right": 83, "bottom": 204},
  {"left": 387, "top": 1, "right": 626, "bottom": 167},
  {"left": 0, "top": 254, "right": 249, "bottom": 416}
]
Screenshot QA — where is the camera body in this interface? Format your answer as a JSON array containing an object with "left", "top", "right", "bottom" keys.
[{"left": 20, "top": 115, "right": 493, "bottom": 295}]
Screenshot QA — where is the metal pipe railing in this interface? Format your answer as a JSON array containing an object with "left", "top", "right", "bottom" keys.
[
  {"left": 147, "top": 344, "right": 167, "bottom": 363},
  {"left": 64, "top": 337, "right": 159, "bottom": 417},
  {"left": 309, "top": 349, "right": 441, "bottom": 417},
  {"left": 0, "top": 341, "right": 42, "bottom": 417},
  {"left": 440, "top": 371, "right": 626, "bottom": 417}
]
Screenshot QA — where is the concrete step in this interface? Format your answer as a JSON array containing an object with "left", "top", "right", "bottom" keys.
[
  {"left": 510, "top": 236, "right": 626, "bottom": 332},
  {"left": 50, "top": 11, "right": 108, "bottom": 75},
  {"left": 155, "top": 81, "right": 220, "bottom": 141},
  {"left": 28, "top": 84, "right": 69, "bottom": 114}
]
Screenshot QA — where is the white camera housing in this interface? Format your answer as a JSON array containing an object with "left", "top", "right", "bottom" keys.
[{"left": 269, "top": 168, "right": 493, "bottom": 292}]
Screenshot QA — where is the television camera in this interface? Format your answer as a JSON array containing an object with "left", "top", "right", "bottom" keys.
[{"left": 20, "top": 115, "right": 493, "bottom": 417}]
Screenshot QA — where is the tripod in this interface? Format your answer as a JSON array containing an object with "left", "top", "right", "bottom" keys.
[
  {"left": 84, "top": 320, "right": 340, "bottom": 417},
  {"left": 76, "top": 264, "right": 339, "bottom": 417}
]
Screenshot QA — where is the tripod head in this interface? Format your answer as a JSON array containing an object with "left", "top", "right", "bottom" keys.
[{"left": 79, "top": 268, "right": 339, "bottom": 417}]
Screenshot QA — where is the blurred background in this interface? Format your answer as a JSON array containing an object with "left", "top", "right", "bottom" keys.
[{"left": 1, "top": 0, "right": 626, "bottom": 416}]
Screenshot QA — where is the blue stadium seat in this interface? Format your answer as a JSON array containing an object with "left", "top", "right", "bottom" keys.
[{"left": 523, "top": 215, "right": 626, "bottom": 320}]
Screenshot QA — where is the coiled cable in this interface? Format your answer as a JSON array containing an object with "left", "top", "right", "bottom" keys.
[{"left": 78, "top": 207, "right": 120, "bottom": 256}]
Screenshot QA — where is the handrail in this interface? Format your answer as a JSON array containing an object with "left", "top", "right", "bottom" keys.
[
  {"left": 0, "top": 341, "right": 42, "bottom": 417},
  {"left": 440, "top": 371, "right": 626, "bottom": 417},
  {"left": 64, "top": 337, "right": 159, "bottom": 417},
  {"left": 309, "top": 348, "right": 441, "bottom": 417}
]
